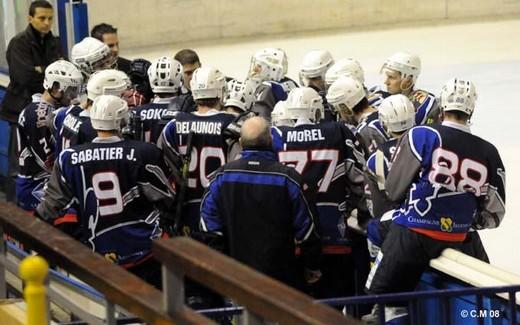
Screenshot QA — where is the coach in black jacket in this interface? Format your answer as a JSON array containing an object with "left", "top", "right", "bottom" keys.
[
  {"left": 0, "top": 1, "right": 63, "bottom": 122},
  {"left": 0, "top": 1, "right": 63, "bottom": 203},
  {"left": 200, "top": 116, "right": 321, "bottom": 289}
]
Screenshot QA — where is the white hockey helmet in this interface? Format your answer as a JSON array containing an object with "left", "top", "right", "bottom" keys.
[
  {"left": 248, "top": 48, "right": 288, "bottom": 82},
  {"left": 44, "top": 60, "right": 83, "bottom": 92},
  {"left": 378, "top": 94, "right": 416, "bottom": 133},
  {"left": 190, "top": 67, "right": 227, "bottom": 101},
  {"left": 325, "top": 58, "right": 365, "bottom": 86},
  {"left": 87, "top": 69, "right": 130, "bottom": 101},
  {"left": 381, "top": 52, "right": 421, "bottom": 84},
  {"left": 440, "top": 78, "right": 477, "bottom": 116},
  {"left": 271, "top": 100, "right": 294, "bottom": 127},
  {"left": 224, "top": 79, "right": 256, "bottom": 112},
  {"left": 71, "top": 37, "right": 114, "bottom": 76},
  {"left": 299, "top": 49, "right": 334, "bottom": 85},
  {"left": 90, "top": 95, "right": 129, "bottom": 131},
  {"left": 326, "top": 76, "right": 366, "bottom": 113},
  {"left": 285, "top": 87, "right": 324, "bottom": 123},
  {"left": 148, "top": 57, "right": 183, "bottom": 94}
]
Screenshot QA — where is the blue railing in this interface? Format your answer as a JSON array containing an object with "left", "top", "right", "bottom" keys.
[{"left": 195, "top": 283, "right": 520, "bottom": 324}]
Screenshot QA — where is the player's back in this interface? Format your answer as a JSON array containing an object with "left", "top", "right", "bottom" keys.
[
  {"left": 272, "top": 121, "right": 359, "bottom": 248},
  {"left": 159, "top": 110, "right": 235, "bottom": 232},
  {"left": 53, "top": 105, "right": 82, "bottom": 155},
  {"left": 18, "top": 100, "right": 55, "bottom": 178},
  {"left": 391, "top": 122, "right": 505, "bottom": 240},
  {"left": 58, "top": 110, "right": 96, "bottom": 153},
  {"left": 59, "top": 138, "right": 166, "bottom": 266},
  {"left": 133, "top": 98, "right": 170, "bottom": 143},
  {"left": 356, "top": 111, "right": 388, "bottom": 156},
  {"left": 365, "top": 138, "right": 398, "bottom": 218}
]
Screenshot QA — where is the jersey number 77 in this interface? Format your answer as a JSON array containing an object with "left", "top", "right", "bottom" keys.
[{"left": 278, "top": 149, "right": 339, "bottom": 192}]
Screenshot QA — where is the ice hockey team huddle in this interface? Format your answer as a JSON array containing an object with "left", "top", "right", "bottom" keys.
[{"left": 19, "top": 34, "right": 505, "bottom": 322}]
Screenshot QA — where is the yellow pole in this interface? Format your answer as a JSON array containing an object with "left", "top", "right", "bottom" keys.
[{"left": 19, "top": 256, "right": 49, "bottom": 325}]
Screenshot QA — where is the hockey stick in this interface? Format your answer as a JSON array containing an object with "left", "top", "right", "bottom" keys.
[{"left": 173, "top": 131, "right": 195, "bottom": 235}]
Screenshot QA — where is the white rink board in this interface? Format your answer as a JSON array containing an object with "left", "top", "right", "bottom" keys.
[{"left": 126, "top": 19, "right": 520, "bottom": 273}]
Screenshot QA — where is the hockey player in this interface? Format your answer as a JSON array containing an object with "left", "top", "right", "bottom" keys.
[
  {"left": 325, "top": 58, "right": 388, "bottom": 109},
  {"left": 327, "top": 76, "right": 388, "bottom": 156},
  {"left": 70, "top": 37, "right": 115, "bottom": 79},
  {"left": 16, "top": 60, "right": 83, "bottom": 211},
  {"left": 381, "top": 51, "right": 438, "bottom": 125},
  {"left": 158, "top": 66, "right": 235, "bottom": 235},
  {"left": 223, "top": 79, "right": 256, "bottom": 115},
  {"left": 132, "top": 57, "right": 183, "bottom": 143},
  {"left": 271, "top": 100, "right": 294, "bottom": 127},
  {"left": 365, "top": 78, "right": 506, "bottom": 323},
  {"left": 52, "top": 37, "right": 119, "bottom": 144},
  {"left": 364, "top": 95, "right": 415, "bottom": 265},
  {"left": 55, "top": 69, "right": 130, "bottom": 155},
  {"left": 122, "top": 58, "right": 153, "bottom": 108},
  {"left": 271, "top": 87, "right": 367, "bottom": 300},
  {"left": 298, "top": 50, "right": 335, "bottom": 121},
  {"left": 325, "top": 58, "right": 365, "bottom": 87},
  {"left": 250, "top": 48, "right": 298, "bottom": 120},
  {"left": 36, "top": 95, "right": 175, "bottom": 287}
]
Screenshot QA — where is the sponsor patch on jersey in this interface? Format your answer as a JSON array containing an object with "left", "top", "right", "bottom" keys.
[{"left": 440, "top": 216, "right": 453, "bottom": 232}]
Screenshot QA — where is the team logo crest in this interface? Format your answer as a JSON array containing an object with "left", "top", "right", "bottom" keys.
[{"left": 440, "top": 217, "right": 453, "bottom": 232}]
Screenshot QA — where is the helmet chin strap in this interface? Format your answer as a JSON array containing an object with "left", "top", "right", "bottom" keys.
[
  {"left": 399, "top": 77, "right": 414, "bottom": 94},
  {"left": 48, "top": 90, "right": 63, "bottom": 105}
]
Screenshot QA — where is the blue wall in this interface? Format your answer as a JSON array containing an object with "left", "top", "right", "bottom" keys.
[
  {"left": 417, "top": 271, "right": 519, "bottom": 325},
  {"left": 0, "top": 83, "right": 8, "bottom": 176}
]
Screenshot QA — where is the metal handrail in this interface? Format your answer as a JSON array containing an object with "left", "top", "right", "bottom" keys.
[
  {"left": 154, "top": 237, "right": 359, "bottom": 324},
  {"left": 7, "top": 241, "right": 105, "bottom": 302},
  {"left": 319, "top": 284, "right": 520, "bottom": 305},
  {"left": 193, "top": 282, "right": 520, "bottom": 324},
  {"left": 0, "top": 202, "right": 212, "bottom": 324}
]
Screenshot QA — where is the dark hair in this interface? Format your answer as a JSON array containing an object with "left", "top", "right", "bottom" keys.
[
  {"left": 174, "top": 49, "right": 200, "bottom": 66},
  {"left": 195, "top": 98, "right": 220, "bottom": 108},
  {"left": 351, "top": 97, "right": 369, "bottom": 115},
  {"left": 91, "top": 23, "right": 118, "bottom": 41},
  {"left": 444, "top": 110, "right": 470, "bottom": 121},
  {"left": 29, "top": 1, "right": 53, "bottom": 16}
]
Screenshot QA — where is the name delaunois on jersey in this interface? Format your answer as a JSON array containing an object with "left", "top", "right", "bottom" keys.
[{"left": 175, "top": 120, "right": 223, "bottom": 135}]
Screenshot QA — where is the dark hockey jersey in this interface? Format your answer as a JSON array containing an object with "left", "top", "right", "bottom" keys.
[
  {"left": 365, "top": 138, "right": 399, "bottom": 218},
  {"left": 16, "top": 96, "right": 56, "bottom": 210},
  {"left": 251, "top": 77, "right": 299, "bottom": 121},
  {"left": 17, "top": 96, "right": 56, "bottom": 178},
  {"left": 53, "top": 105, "right": 83, "bottom": 155},
  {"left": 157, "top": 110, "right": 235, "bottom": 233},
  {"left": 36, "top": 137, "right": 175, "bottom": 267},
  {"left": 409, "top": 89, "right": 439, "bottom": 125},
  {"left": 356, "top": 111, "right": 389, "bottom": 157},
  {"left": 133, "top": 97, "right": 171, "bottom": 143},
  {"left": 57, "top": 110, "right": 97, "bottom": 154},
  {"left": 367, "top": 86, "right": 390, "bottom": 108},
  {"left": 386, "top": 121, "right": 506, "bottom": 241},
  {"left": 271, "top": 121, "right": 365, "bottom": 251}
]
